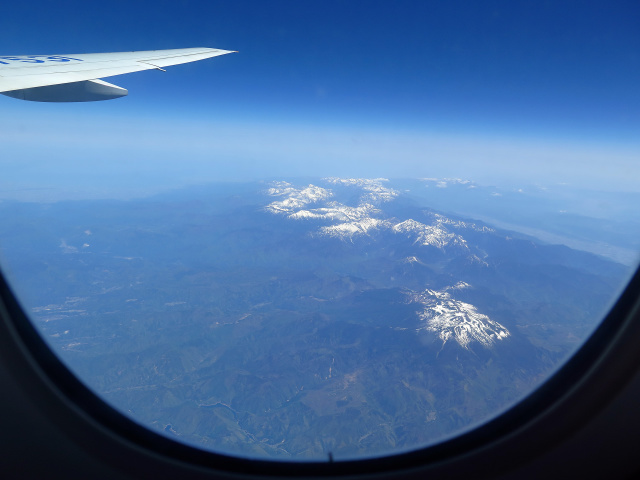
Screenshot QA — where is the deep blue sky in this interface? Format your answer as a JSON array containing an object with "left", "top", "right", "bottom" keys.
[{"left": 1, "top": 1, "right": 639, "bottom": 198}]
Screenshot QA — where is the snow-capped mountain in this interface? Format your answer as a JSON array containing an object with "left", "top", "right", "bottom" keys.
[
  {"left": 392, "top": 219, "right": 468, "bottom": 250},
  {"left": 264, "top": 178, "right": 488, "bottom": 250},
  {"left": 264, "top": 181, "right": 333, "bottom": 214},
  {"left": 263, "top": 178, "right": 512, "bottom": 350},
  {"left": 265, "top": 178, "right": 394, "bottom": 239},
  {"left": 407, "top": 282, "right": 510, "bottom": 350}
]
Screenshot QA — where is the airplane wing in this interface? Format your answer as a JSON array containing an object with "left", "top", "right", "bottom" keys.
[{"left": 0, "top": 47, "right": 235, "bottom": 102}]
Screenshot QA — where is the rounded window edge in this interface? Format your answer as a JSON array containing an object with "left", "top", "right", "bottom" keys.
[{"left": 1, "top": 263, "right": 640, "bottom": 479}]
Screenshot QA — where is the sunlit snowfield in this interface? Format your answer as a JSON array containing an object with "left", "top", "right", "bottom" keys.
[{"left": 0, "top": 176, "right": 636, "bottom": 458}]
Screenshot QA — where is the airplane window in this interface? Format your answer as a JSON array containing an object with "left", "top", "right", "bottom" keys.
[{"left": 1, "top": 0, "right": 639, "bottom": 463}]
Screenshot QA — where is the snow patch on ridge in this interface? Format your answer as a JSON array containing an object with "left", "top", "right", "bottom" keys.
[
  {"left": 289, "top": 202, "right": 380, "bottom": 222},
  {"left": 320, "top": 218, "right": 391, "bottom": 238},
  {"left": 431, "top": 213, "right": 494, "bottom": 233},
  {"left": 392, "top": 219, "right": 468, "bottom": 250}
]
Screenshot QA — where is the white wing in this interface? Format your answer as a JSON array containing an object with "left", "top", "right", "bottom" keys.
[{"left": 0, "top": 48, "right": 235, "bottom": 102}]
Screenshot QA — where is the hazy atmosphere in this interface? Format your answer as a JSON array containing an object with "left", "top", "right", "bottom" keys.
[{"left": 1, "top": 1, "right": 639, "bottom": 198}]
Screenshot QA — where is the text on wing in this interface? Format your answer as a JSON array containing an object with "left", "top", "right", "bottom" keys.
[{"left": 0, "top": 55, "right": 83, "bottom": 65}]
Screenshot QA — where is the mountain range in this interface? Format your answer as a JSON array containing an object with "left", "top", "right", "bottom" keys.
[{"left": 0, "top": 177, "right": 632, "bottom": 459}]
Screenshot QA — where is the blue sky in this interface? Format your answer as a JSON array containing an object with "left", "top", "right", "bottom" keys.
[{"left": 1, "top": 1, "right": 639, "bottom": 198}]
